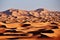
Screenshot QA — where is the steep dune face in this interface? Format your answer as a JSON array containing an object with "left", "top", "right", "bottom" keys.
[{"left": 0, "top": 8, "right": 60, "bottom": 39}]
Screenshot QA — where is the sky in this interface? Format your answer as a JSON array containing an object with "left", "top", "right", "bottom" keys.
[{"left": 0, "top": 0, "right": 60, "bottom": 11}]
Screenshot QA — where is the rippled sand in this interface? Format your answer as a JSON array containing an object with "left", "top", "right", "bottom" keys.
[{"left": 0, "top": 36, "right": 60, "bottom": 40}]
